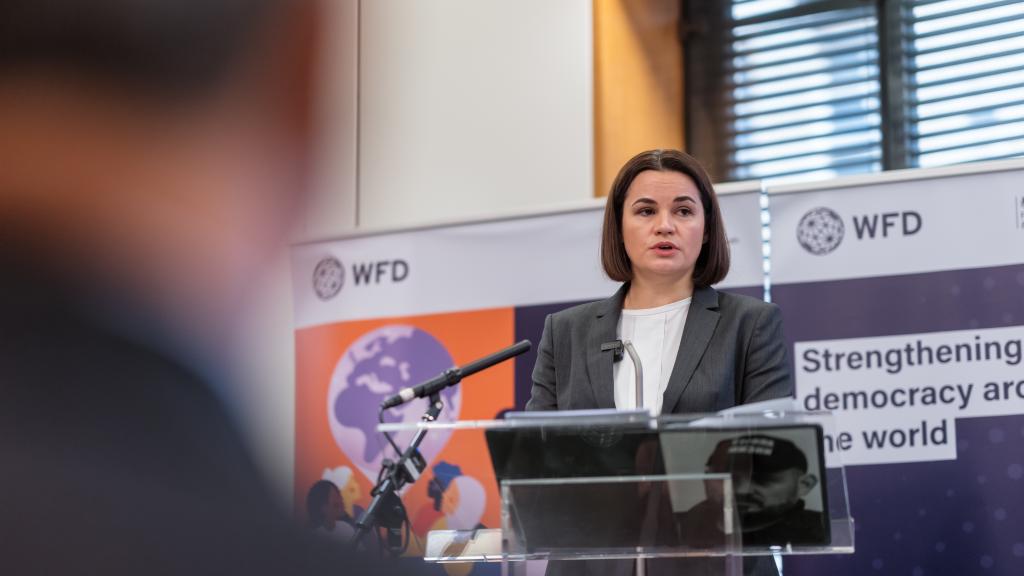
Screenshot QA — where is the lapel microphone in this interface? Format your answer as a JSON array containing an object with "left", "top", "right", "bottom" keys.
[{"left": 601, "top": 340, "right": 624, "bottom": 362}]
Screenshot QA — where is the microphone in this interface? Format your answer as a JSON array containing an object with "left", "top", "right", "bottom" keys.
[
  {"left": 380, "top": 339, "right": 532, "bottom": 409},
  {"left": 601, "top": 340, "right": 624, "bottom": 362}
]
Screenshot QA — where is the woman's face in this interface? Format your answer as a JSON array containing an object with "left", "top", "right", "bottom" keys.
[{"left": 621, "top": 170, "right": 706, "bottom": 284}]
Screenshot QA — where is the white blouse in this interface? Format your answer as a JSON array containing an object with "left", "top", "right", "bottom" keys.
[{"left": 613, "top": 297, "right": 692, "bottom": 414}]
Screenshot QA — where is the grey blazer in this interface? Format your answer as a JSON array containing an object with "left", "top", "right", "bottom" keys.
[{"left": 526, "top": 283, "right": 793, "bottom": 414}]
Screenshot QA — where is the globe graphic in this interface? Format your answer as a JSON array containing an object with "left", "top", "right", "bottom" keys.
[
  {"left": 797, "top": 207, "right": 845, "bottom": 255},
  {"left": 327, "top": 325, "right": 460, "bottom": 482}
]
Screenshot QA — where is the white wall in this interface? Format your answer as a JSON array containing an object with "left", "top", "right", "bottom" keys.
[
  {"left": 358, "top": 0, "right": 595, "bottom": 228},
  {"left": 305, "top": 0, "right": 359, "bottom": 237},
  {"left": 231, "top": 0, "right": 596, "bottom": 505}
]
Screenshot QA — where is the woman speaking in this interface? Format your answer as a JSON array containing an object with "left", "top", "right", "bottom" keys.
[{"left": 526, "top": 149, "right": 792, "bottom": 415}]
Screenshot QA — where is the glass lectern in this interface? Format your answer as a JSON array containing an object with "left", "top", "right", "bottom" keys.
[{"left": 379, "top": 410, "right": 854, "bottom": 575}]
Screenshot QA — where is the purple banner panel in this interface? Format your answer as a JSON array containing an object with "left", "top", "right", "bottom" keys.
[{"left": 775, "top": 263, "right": 1024, "bottom": 576}]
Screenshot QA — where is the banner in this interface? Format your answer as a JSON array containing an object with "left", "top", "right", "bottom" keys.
[
  {"left": 291, "top": 185, "right": 764, "bottom": 563},
  {"left": 770, "top": 161, "right": 1024, "bottom": 575}
]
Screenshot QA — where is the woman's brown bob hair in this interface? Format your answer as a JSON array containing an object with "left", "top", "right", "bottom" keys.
[{"left": 601, "top": 149, "right": 730, "bottom": 287}]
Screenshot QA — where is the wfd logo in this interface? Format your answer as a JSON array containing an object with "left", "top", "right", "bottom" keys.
[
  {"left": 796, "top": 207, "right": 845, "bottom": 255},
  {"left": 313, "top": 257, "right": 345, "bottom": 300},
  {"left": 312, "top": 256, "right": 411, "bottom": 301},
  {"left": 797, "top": 207, "right": 923, "bottom": 256}
]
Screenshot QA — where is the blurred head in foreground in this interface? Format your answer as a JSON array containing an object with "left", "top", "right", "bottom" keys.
[
  {"left": 0, "top": 0, "right": 320, "bottom": 356},
  {"left": 0, "top": 2, "right": 394, "bottom": 575}
]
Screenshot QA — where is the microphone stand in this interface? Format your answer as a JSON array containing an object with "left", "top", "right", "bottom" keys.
[
  {"left": 621, "top": 339, "right": 646, "bottom": 576},
  {"left": 351, "top": 340, "right": 530, "bottom": 555},
  {"left": 352, "top": 392, "right": 444, "bottom": 554}
]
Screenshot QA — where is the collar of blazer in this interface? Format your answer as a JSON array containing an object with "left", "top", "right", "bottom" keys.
[{"left": 586, "top": 282, "right": 721, "bottom": 414}]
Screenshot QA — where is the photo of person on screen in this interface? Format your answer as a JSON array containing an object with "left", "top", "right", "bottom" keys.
[{"left": 682, "top": 434, "right": 825, "bottom": 547}]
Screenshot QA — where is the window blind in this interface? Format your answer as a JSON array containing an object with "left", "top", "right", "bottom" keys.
[
  {"left": 721, "top": 1, "right": 884, "bottom": 184},
  {"left": 907, "top": 0, "right": 1024, "bottom": 167}
]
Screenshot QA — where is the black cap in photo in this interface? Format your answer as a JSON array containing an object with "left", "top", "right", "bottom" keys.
[{"left": 706, "top": 434, "right": 808, "bottom": 476}]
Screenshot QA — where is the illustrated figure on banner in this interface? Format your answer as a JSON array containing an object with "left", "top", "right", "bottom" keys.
[
  {"left": 411, "top": 461, "right": 494, "bottom": 576},
  {"left": 306, "top": 480, "right": 356, "bottom": 543},
  {"left": 323, "top": 466, "right": 366, "bottom": 521}
]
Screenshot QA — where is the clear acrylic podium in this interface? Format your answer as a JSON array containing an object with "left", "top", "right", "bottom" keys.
[{"left": 379, "top": 410, "right": 854, "bottom": 575}]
